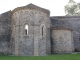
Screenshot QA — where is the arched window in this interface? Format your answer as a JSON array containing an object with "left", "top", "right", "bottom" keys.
[
  {"left": 42, "top": 26, "right": 44, "bottom": 36},
  {"left": 41, "top": 24, "right": 46, "bottom": 37},
  {"left": 25, "top": 24, "right": 28, "bottom": 35}
]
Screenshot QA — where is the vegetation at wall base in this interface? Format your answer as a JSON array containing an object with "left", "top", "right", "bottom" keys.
[{"left": 0, "top": 53, "right": 80, "bottom": 60}]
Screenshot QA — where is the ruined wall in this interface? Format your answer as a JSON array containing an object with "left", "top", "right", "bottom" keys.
[
  {"left": 11, "top": 4, "right": 50, "bottom": 56},
  {"left": 1, "top": 4, "right": 80, "bottom": 56},
  {"left": 51, "top": 29, "right": 74, "bottom": 53},
  {"left": 12, "top": 10, "right": 34, "bottom": 56},
  {"left": 50, "top": 16, "right": 80, "bottom": 52},
  {"left": 11, "top": 10, "right": 33, "bottom": 56},
  {"left": 0, "top": 11, "right": 11, "bottom": 54}
]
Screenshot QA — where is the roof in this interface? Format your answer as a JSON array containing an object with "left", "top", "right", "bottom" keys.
[
  {"left": 12, "top": 3, "right": 50, "bottom": 15},
  {"left": 50, "top": 16, "right": 80, "bottom": 20}
]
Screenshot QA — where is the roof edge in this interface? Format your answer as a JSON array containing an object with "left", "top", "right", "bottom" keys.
[
  {"left": 12, "top": 3, "right": 50, "bottom": 15},
  {"left": 50, "top": 16, "right": 80, "bottom": 18}
]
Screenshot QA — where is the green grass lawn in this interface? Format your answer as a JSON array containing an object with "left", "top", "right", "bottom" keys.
[{"left": 0, "top": 53, "right": 80, "bottom": 60}]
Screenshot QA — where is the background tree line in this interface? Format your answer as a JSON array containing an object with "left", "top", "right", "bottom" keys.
[{"left": 65, "top": 0, "right": 80, "bottom": 16}]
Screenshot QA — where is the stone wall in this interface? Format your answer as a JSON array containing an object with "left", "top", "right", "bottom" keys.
[
  {"left": 1, "top": 4, "right": 80, "bottom": 56},
  {"left": 0, "top": 11, "right": 11, "bottom": 54},
  {"left": 51, "top": 29, "right": 74, "bottom": 53},
  {"left": 11, "top": 4, "right": 50, "bottom": 56},
  {"left": 50, "top": 16, "right": 80, "bottom": 52}
]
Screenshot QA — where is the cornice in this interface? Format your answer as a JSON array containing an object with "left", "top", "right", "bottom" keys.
[
  {"left": 12, "top": 3, "right": 50, "bottom": 15},
  {"left": 51, "top": 27, "right": 73, "bottom": 31}
]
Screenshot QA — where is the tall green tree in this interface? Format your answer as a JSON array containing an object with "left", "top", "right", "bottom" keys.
[{"left": 65, "top": 0, "right": 80, "bottom": 16}]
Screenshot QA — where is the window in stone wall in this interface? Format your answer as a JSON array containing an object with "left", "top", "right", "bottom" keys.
[
  {"left": 40, "top": 24, "right": 46, "bottom": 37},
  {"left": 25, "top": 24, "right": 28, "bottom": 35},
  {"left": 42, "top": 26, "right": 44, "bottom": 36}
]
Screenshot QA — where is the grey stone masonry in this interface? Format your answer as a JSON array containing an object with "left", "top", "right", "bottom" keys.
[
  {"left": 50, "top": 16, "right": 80, "bottom": 52},
  {"left": 0, "top": 4, "right": 80, "bottom": 56},
  {"left": 51, "top": 29, "right": 74, "bottom": 53},
  {"left": 0, "top": 11, "right": 11, "bottom": 54},
  {"left": 11, "top": 4, "right": 50, "bottom": 56}
]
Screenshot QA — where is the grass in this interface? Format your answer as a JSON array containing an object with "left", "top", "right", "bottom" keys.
[{"left": 0, "top": 53, "right": 80, "bottom": 60}]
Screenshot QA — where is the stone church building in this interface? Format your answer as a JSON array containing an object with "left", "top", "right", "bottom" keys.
[{"left": 0, "top": 4, "right": 80, "bottom": 56}]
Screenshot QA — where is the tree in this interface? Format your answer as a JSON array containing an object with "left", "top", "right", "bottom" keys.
[{"left": 65, "top": 0, "right": 80, "bottom": 16}]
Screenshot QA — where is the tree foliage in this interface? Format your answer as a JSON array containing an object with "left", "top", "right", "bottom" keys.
[{"left": 65, "top": 0, "right": 80, "bottom": 16}]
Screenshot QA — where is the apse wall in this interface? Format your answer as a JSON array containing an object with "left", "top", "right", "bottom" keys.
[
  {"left": 11, "top": 4, "right": 50, "bottom": 56},
  {"left": 50, "top": 16, "right": 80, "bottom": 52},
  {"left": 51, "top": 28, "right": 74, "bottom": 53}
]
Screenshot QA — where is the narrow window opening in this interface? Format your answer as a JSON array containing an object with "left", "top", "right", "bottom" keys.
[
  {"left": 25, "top": 25, "right": 28, "bottom": 35},
  {"left": 42, "top": 26, "right": 44, "bottom": 36},
  {"left": 25, "top": 29, "right": 27, "bottom": 35}
]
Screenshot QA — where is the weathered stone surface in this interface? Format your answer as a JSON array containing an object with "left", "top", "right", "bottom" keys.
[
  {"left": 0, "top": 4, "right": 80, "bottom": 56},
  {"left": 0, "top": 11, "right": 11, "bottom": 54},
  {"left": 50, "top": 16, "right": 80, "bottom": 52},
  {"left": 51, "top": 29, "right": 74, "bottom": 53},
  {"left": 11, "top": 4, "right": 50, "bottom": 56}
]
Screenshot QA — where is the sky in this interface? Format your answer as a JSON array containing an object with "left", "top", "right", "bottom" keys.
[{"left": 0, "top": 0, "right": 80, "bottom": 16}]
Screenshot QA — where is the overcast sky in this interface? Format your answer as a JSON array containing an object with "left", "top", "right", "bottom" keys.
[{"left": 0, "top": 0, "right": 80, "bottom": 16}]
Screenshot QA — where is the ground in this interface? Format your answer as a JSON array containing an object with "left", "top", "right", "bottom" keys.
[{"left": 0, "top": 53, "right": 80, "bottom": 60}]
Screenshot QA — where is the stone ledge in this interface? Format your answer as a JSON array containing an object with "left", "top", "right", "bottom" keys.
[
  {"left": 51, "top": 27, "right": 73, "bottom": 31},
  {"left": 12, "top": 3, "right": 50, "bottom": 15}
]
